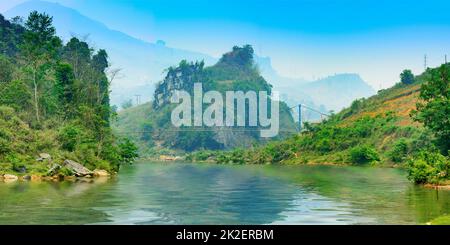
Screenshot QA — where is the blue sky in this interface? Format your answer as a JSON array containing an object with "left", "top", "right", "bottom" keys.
[{"left": 2, "top": 0, "right": 450, "bottom": 88}]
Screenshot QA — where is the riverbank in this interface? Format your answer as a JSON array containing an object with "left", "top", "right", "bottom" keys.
[
  {"left": 0, "top": 173, "right": 111, "bottom": 183},
  {"left": 0, "top": 169, "right": 112, "bottom": 183},
  {"left": 0, "top": 153, "right": 112, "bottom": 183}
]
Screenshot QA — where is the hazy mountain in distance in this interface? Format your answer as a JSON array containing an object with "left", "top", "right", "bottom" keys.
[
  {"left": 4, "top": 0, "right": 217, "bottom": 105},
  {"left": 254, "top": 56, "right": 375, "bottom": 113},
  {"left": 254, "top": 55, "right": 321, "bottom": 120},
  {"left": 272, "top": 73, "right": 375, "bottom": 120},
  {"left": 255, "top": 55, "right": 309, "bottom": 87},
  {"left": 300, "top": 74, "right": 376, "bottom": 111}
]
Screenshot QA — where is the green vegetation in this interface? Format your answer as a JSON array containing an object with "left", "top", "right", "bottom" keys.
[
  {"left": 406, "top": 64, "right": 450, "bottom": 184},
  {"left": 400, "top": 69, "right": 415, "bottom": 85},
  {"left": 0, "top": 12, "right": 138, "bottom": 177},
  {"left": 121, "top": 99, "right": 133, "bottom": 110},
  {"left": 188, "top": 65, "right": 450, "bottom": 186},
  {"left": 114, "top": 45, "right": 296, "bottom": 154},
  {"left": 407, "top": 150, "right": 449, "bottom": 184},
  {"left": 350, "top": 145, "right": 380, "bottom": 164},
  {"left": 428, "top": 215, "right": 450, "bottom": 225},
  {"left": 412, "top": 65, "right": 450, "bottom": 154}
]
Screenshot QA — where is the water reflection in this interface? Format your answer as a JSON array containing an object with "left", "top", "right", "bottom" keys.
[{"left": 0, "top": 163, "right": 449, "bottom": 224}]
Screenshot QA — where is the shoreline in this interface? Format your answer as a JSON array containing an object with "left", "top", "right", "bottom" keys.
[{"left": 0, "top": 174, "right": 113, "bottom": 183}]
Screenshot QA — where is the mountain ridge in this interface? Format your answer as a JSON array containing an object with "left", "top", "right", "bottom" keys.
[{"left": 113, "top": 45, "right": 297, "bottom": 153}]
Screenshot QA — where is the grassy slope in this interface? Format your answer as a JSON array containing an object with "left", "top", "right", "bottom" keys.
[
  {"left": 0, "top": 106, "right": 113, "bottom": 176},
  {"left": 186, "top": 69, "right": 435, "bottom": 165},
  {"left": 112, "top": 103, "right": 178, "bottom": 156},
  {"left": 340, "top": 83, "right": 421, "bottom": 127},
  {"left": 287, "top": 81, "right": 427, "bottom": 165}
]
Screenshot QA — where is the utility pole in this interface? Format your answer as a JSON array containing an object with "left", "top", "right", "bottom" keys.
[
  {"left": 424, "top": 54, "right": 427, "bottom": 71},
  {"left": 298, "top": 104, "right": 302, "bottom": 132},
  {"left": 134, "top": 94, "right": 141, "bottom": 105},
  {"left": 445, "top": 54, "right": 447, "bottom": 64}
]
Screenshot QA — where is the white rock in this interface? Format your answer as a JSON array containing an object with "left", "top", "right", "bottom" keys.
[
  {"left": 3, "top": 174, "right": 18, "bottom": 181},
  {"left": 93, "top": 169, "right": 110, "bottom": 177}
]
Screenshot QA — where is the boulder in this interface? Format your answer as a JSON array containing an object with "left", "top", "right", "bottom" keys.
[
  {"left": 13, "top": 165, "right": 27, "bottom": 173},
  {"left": 160, "top": 155, "right": 177, "bottom": 161},
  {"left": 31, "top": 175, "right": 42, "bottom": 181},
  {"left": 62, "top": 160, "right": 93, "bottom": 177},
  {"left": 47, "top": 164, "right": 61, "bottom": 176},
  {"left": 3, "top": 174, "right": 18, "bottom": 181},
  {"left": 93, "top": 169, "right": 110, "bottom": 177},
  {"left": 36, "top": 153, "right": 52, "bottom": 162},
  {"left": 22, "top": 175, "right": 31, "bottom": 181}
]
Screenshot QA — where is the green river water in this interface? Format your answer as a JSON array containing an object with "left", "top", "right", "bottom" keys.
[{"left": 0, "top": 162, "right": 449, "bottom": 224}]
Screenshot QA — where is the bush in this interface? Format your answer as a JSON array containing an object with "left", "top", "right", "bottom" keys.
[
  {"left": 0, "top": 55, "right": 14, "bottom": 83},
  {"left": 5, "top": 154, "right": 28, "bottom": 173},
  {"left": 407, "top": 150, "right": 449, "bottom": 184},
  {"left": 58, "top": 167, "right": 73, "bottom": 176},
  {"left": 350, "top": 145, "right": 380, "bottom": 164},
  {"left": 0, "top": 80, "right": 32, "bottom": 111},
  {"left": 58, "top": 124, "right": 81, "bottom": 151},
  {"left": 0, "top": 138, "right": 11, "bottom": 154},
  {"left": 118, "top": 138, "right": 139, "bottom": 164},
  {"left": 187, "top": 150, "right": 215, "bottom": 161},
  {"left": 388, "top": 139, "right": 408, "bottom": 163}
]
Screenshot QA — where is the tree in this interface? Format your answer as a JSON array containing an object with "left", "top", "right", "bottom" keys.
[
  {"left": 412, "top": 64, "right": 450, "bottom": 154},
  {"left": 93, "top": 49, "right": 108, "bottom": 73},
  {"left": 400, "top": 69, "right": 415, "bottom": 85},
  {"left": 55, "top": 63, "right": 76, "bottom": 118},
  {"left": 219, "top": 44, "right": 254, "bottom": 67},
  {"left": 62, "top": 37, "right": 91, "bottom": 79},
  {"left": 0, "top": 14, "right": 25, "bottom": 56},
  {"left": 21, "top": 11, "right": 61, "bottom": 124},
  {"left": 121, "top": 99, "right": 133, "bottom": 109},
  {"left": 0, "top": 55, "right": 13, "bottom": 83},
  {"left": 93, "top": 49, "right": 110, "bottom": 122}
]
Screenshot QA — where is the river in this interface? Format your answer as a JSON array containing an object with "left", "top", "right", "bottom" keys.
[{"left": 0, "top": 162, "right": 449, "bottom": 224}]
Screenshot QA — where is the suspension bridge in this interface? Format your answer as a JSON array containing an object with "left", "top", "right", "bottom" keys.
[
  {"left": 115, "top": 103, "right": 331, "bottom": 135},
  {"left": 289, "top": 103, "right": 331, "bottom": 132}
]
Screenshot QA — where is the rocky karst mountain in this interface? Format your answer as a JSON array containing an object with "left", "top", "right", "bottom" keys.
[{"left": 114, "top": 46, "right": 297, "bottom": 152}]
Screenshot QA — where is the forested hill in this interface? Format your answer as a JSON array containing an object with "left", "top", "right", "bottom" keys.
[
  {"left": 113, "top": 45, "right": 297, "bottom": 153},
  {"left": 0, "top": 12, "right": 137, "bottom": 178},
  {"left": 189, "top": 65, "right": 449, "bottom": 185}
]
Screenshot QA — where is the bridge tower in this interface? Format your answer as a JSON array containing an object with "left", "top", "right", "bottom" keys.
[{"left": 298, "top": 104, "right": 302, "bottom": 132}]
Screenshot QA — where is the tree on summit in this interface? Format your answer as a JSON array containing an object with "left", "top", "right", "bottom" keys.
[{"left": 400, "top": 69, "right": 415, "bottom": 85}]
